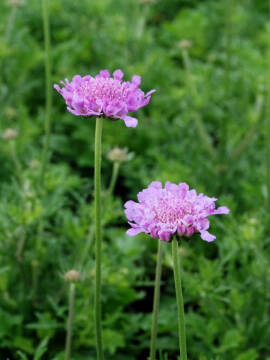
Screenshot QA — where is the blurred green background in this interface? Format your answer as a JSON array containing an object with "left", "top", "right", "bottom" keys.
[{"left": 0, "top": 0, "right": 270, "bottom": 359}]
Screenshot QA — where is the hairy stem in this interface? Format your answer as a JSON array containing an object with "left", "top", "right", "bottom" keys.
[
  {"left": 267, "top": 0, "right": 270, "bottom": 209},
  {"left": 182, "top": 50, "right": 216, "bottom": 160},
  {"left": 9, "top": 140, "right": 22, "bottom": 184},
  {"left": 94, "top": 117, "right": 104, "bottom": 360},
  {"left": 65, "top": 283, "right": 76, "bottom": 360},
  {"left": 40, "top": 0, "right": 52, "bottom": 186},
  {"left": 222, "top": 0, "right": 233, "bottom": 156},
  {"left": 230, "top": 94, "right": 263, "bottom": 162},
  {"left": 108, "top": 162, "right": 120, "bottom": 195},
  {"left": 5, "top": 5, "right": 17, "bottom": 43},
  {"left": 150, "top": 240, "right": 164, "bottom": 360},
  {"left": 172, "top": 237, "right": 187, "bottom": 360}
]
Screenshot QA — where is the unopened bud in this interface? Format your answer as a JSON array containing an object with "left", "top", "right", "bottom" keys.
[
  {"left": 64, "top": 270, "right": 81, "bottom": 283},
  {"left": 178, "top": 39, "right": 192, "bottom": 50},
  {"left": 4, "top": 107, "right": 17, "bottom": 119},
  {"left": 29, "top": 160, "right": 40, "bottom": 169},
  {"left": 107, "top": 147, "right": 129, "bottom": 163},
  {"left": 140, "top": 0, "right": 156, "bottom": 4},
  {"left": 2, "top": 128, "right": 18, "bottom": 140},
  {"left": 8, "top": 0, "right": 22, "bottom": 6},
  {"left": 249, "top": 218, "right": 258, "bottom": 226}
]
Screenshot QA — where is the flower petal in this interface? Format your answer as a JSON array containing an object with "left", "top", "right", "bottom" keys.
[
  {"left": 158, "top": 230, "right": 172, "bottom": 242},
  {"left": 200, "top": 230, "right": 216, "bottom": 242},
  {"left": 145, "top": 89, "right": 156, "bottom": 97},
  {"left": 98, "top": 70, "right": 110, "bottom": 78},
  {"left": 122, "top": 115, "right": 138, "bottom": 128},
  {"left": 126, "top": 228, "right": 143, "bottom": 236},
  {"left": 132, "top": 75, "right": 141, "bottom": 86},
  {"left": 214, "top": 206, "right": 230, "bottom": 215},
  {"left": 113, "top": 69, "right": 124, "bottom": 81},
  {"left": 149, "top": 181, "right": 162, "bottom": 189}
]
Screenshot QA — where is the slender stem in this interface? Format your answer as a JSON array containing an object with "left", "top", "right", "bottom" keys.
[
  {"left": 5, "top": 5, "right": 17, "bottom": 43},
  {"left": 222, "top": 0, "right": 233, "bottom": 157},
  {"left": 9, "top": 140, "right": 22, "bottom": 184},
  {"left": 107, "top": 162, "right": 120, "bottom": 195},
  {"left": 192, "top": 112, "right": 216, "bottom": 160},
  {"left": 230, "top": 94, "right": 263, "bottom": 162},
  {"left": 79, "top": 225, "right": 95, "bottom": 266},
  {"left": 65, "top": 283, "right": 76, "bottom": 360},
  {"left": 94, "top": 117, "right": 104, "bottom": 360},
  {"left": 172, "top": 237, "right": 187, "bottom": 360},
  {"left": 34, "top": 0, "right": 52, "bottom": 297},
  {"left": 150, "top": 240, "right": 164, "bottom": 360},
  {"left": 16, "top": 233, "right": 25, "bottom": 261},
  {"left": 182, "top": 50, "right": 216, "bottom": 160},
  {"left": 40, "top": 0, "right": 52, "bottom": 186},
  {"left": 267, "top": 0, "right": 270, "bottom": 209},
  {"left": 31, "top": 260, "right": 39, "bottom": 301}
]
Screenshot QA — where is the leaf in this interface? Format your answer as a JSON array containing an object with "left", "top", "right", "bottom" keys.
[
  {"left": 16, "top": 351, "right": 29, "bottom": 360},
  {"left": 34, "top": 337, "right": 50, "bottom": 360}
]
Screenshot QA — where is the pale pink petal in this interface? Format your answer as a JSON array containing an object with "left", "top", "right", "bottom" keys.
[
  {"left": 113, "top": 69, "right": 124, "bottom": 81},
  {"left": 200, "top": 231, "right": 216, "bottom": 242},
  {"left": 126, "top": 228, "right": 143, "bottom": 236},
  {"left": 98, "top": 70, "right": 110, "bottom": 78},
  {"left": 158, "top": 230, "right": 172, "bottom": 242},
  {"left": 122, "top": 115, "right": 138, "bottom": 128},
  {"left": 214, "top": 206, "right": 230, "bottom": 215},
  {"left": 132, "top": 75, "right": 141, "bottom": 86},
  {"left": 149, "top": 181, "right": 162, "bottom": 189}
]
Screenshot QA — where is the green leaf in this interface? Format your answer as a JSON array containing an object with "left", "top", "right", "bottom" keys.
[{"left": 34, "top": 337, "right": 50, "bottom": 360}]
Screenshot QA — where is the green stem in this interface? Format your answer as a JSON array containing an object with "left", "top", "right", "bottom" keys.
[
  {"left": 150, "top": 240, "right": 163, "bottom": 360},
  {"left": 34, "top": 0, "right": 52, "bottom": 296},
  {"left": 9, "top": 140, "right": 22, "bottom": 184},
  {"left": 107, "top": 162, "right": 120, "bottom": 195},
  {"left": 16, "top": 233, "right": 25, "bottom": 262},
  {"left": 65, "top": 283, "right": 76, "bottom": 360},
  {"left": 230, "top": 94, "right": 263, "bottom": 162},
  {"left": 31, "top": 260, "right": 39, "bottom": 301},
  {"left": 79, "top": 226, "right": 95, "bottom": 266},
  {"left": 5, "top": 5, "right": 17, "bottom": 43},
  {"left": 40, "top": 0, "right": 52, "bottom": 186},
  {"left": 172, "top": 237, "right": 187, "bottom": 360},
  {"left": 94, "top": 117, "right": 104, "bottom": 360},
  {"left": 267, "top": 0, "right": 270, "bottom": 209},
  {"left": 222, "top": 0, "right": 233, "bottom": 157},
  {"left": 182, "top": 50, "right": 216, "bottom": 160}
]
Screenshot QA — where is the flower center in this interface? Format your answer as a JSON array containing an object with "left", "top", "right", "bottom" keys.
[
  {"left": 80, "top": 78, "right": 126, "bottom": 102},
  {"left": 153, "top": 195, "right": 184, "bottom": 225}
]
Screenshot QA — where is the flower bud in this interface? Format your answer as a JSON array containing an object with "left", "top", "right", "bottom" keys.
[
  {"left": 64, "top": 270, "right": 81, "bottom": 283},
  {"left": 178, "top": 39, "right": 192, "bottom": 50},
  {"left": 2, "top": 128, "right": 18, "bottom": 140},
  {"left": 140, "top": 0, "right": 156, "bottom": 4},
  {"left": 107, "top": 147, "right": 129, "bottom": 163},
  {"left": 4, "top": 107, "right": 17, "bottom": 119},
  {"left": 29, "top": 160, "right": 40, "bottom": 169},
  {"left": 8, "top": 0, "right": 22, "bottom": 6}
]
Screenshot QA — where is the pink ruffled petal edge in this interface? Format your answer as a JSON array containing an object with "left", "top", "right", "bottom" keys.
[
  {"left": 200, "top": 230, "right": 216, "bottom": 242},
  {"left": 122, "top": 115, "right": 138, "bottom": 128}
]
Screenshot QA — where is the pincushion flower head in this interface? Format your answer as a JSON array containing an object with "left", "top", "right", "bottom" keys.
[
  {"left": 125, "top": 181, "right": 229, "bottom": 242},
  {"left": 54, "top": 69, "right": 155, "bottom": 128}
]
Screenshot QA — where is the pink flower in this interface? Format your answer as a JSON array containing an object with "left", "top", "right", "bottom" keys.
[
  {"left": 124, "top": 181, "right": 229, "bottom": 242},
  {"left": 54, "top": 69, "right": 155, "bottom": 128}
]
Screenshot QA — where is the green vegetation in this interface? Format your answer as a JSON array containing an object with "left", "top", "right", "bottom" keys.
[{"left": 0, "top": 0, "right": 269, "bottom": 359}]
